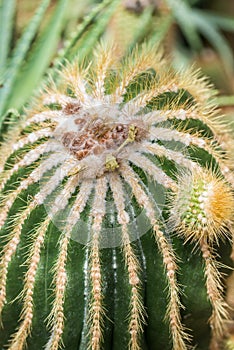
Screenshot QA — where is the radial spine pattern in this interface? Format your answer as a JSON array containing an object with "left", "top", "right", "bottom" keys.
[{"left": 0, "top": 43, "right": 233, "bottom": 350}]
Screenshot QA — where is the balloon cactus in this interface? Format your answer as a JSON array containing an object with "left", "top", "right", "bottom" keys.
[{"left": 0, "top": 43, "right": 233, "bottom": 350}]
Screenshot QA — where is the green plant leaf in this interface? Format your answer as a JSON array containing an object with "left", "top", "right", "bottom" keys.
[
  {"left": 0, "top": 0, "right": 16, "bottom": 75},
  {"left": 58, "top": 0, "right": 116, "bottom": 65},
  {"left": 165, "top": 0, "right": 202, "bottom": 51},
  {"left": 148, "top": 14, "right": 173, "bottom": 46},
  {"left": 0, "top": 0, "right": 51, "bottom": 123},
  {"left": 4, "top": 0, "right": 70, "bottom": 114},
  {"left": 194, "top": 10, "right": 234, "bottom": 32},
  {"left": 66, "top": 0, "right": 119, "bottom": 62},
  {"left": 191, "top": 11, "right": 234, "bottom": 74},
  {"left": 127, "top": 6, "right": 154, "bottom": 49}
]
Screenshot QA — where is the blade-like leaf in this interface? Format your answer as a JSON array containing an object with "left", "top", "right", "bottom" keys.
[
  {"left": 4, "top": 0, "right": 70, "bottom": 114},
  {"left": 148, "top": 14, "right": 173, "bottom": 46},
  {"left": 0, "top": 0, "right": 51, "bottom": 121},
  {"left": 59, "top": 0, "right": 115, "bottom": 64},
  {"left": 191, "top": 11, "right": 234, "bottom": 74},
  {"left": 194, "top": 10, "right": 234, "bottom": 32},
  {"left": 0, "top": 0, "right": 16, "bottom": 75},
  {"left": 165, "top": 0, "right": 202, "bottom": 51},
  {"left": 128, "top": 7, "right": 154, "bottom": 49},
  {"left": 65, "top": 0, "right": 119, "bottom": 62}
]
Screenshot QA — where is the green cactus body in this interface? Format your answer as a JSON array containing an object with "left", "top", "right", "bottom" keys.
[{"left": 0, "top": 43, "right": 233, "bottom": 350}]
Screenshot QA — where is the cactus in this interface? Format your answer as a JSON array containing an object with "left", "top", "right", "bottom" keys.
[{"left": 0, "top": 42, "right": 233, "bottom": 350}]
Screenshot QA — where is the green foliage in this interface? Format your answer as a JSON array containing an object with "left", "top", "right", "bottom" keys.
[
  {"left": 165, "top": 0, "right": 234, "bottom": 74},
  {"left": 0, "top": 0, "right": 119, "bottom": 128},
  {"left": 0, "top": 0, "right": 16, "bottom": 75},
  {"left": 3, "top": 0, "right": 67, "bottom": 115}
]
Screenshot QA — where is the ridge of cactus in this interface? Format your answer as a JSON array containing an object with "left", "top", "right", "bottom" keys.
[{"left": 0, "top": 41, "right": 233, "bottom": 350}]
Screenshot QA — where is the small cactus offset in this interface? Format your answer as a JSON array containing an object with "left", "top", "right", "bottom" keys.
[{"left": 0, "top": 43, "right": 233, "bottom": 350}]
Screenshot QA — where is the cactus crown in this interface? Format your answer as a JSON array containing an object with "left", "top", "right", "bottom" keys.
[{"left": 0, "top": 43, "right": 233, "bottom": 350}]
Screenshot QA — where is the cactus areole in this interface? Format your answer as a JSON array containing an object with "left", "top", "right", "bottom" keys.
[{"left": 0, "top": 43, "right": 233, "bottom": 350}]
